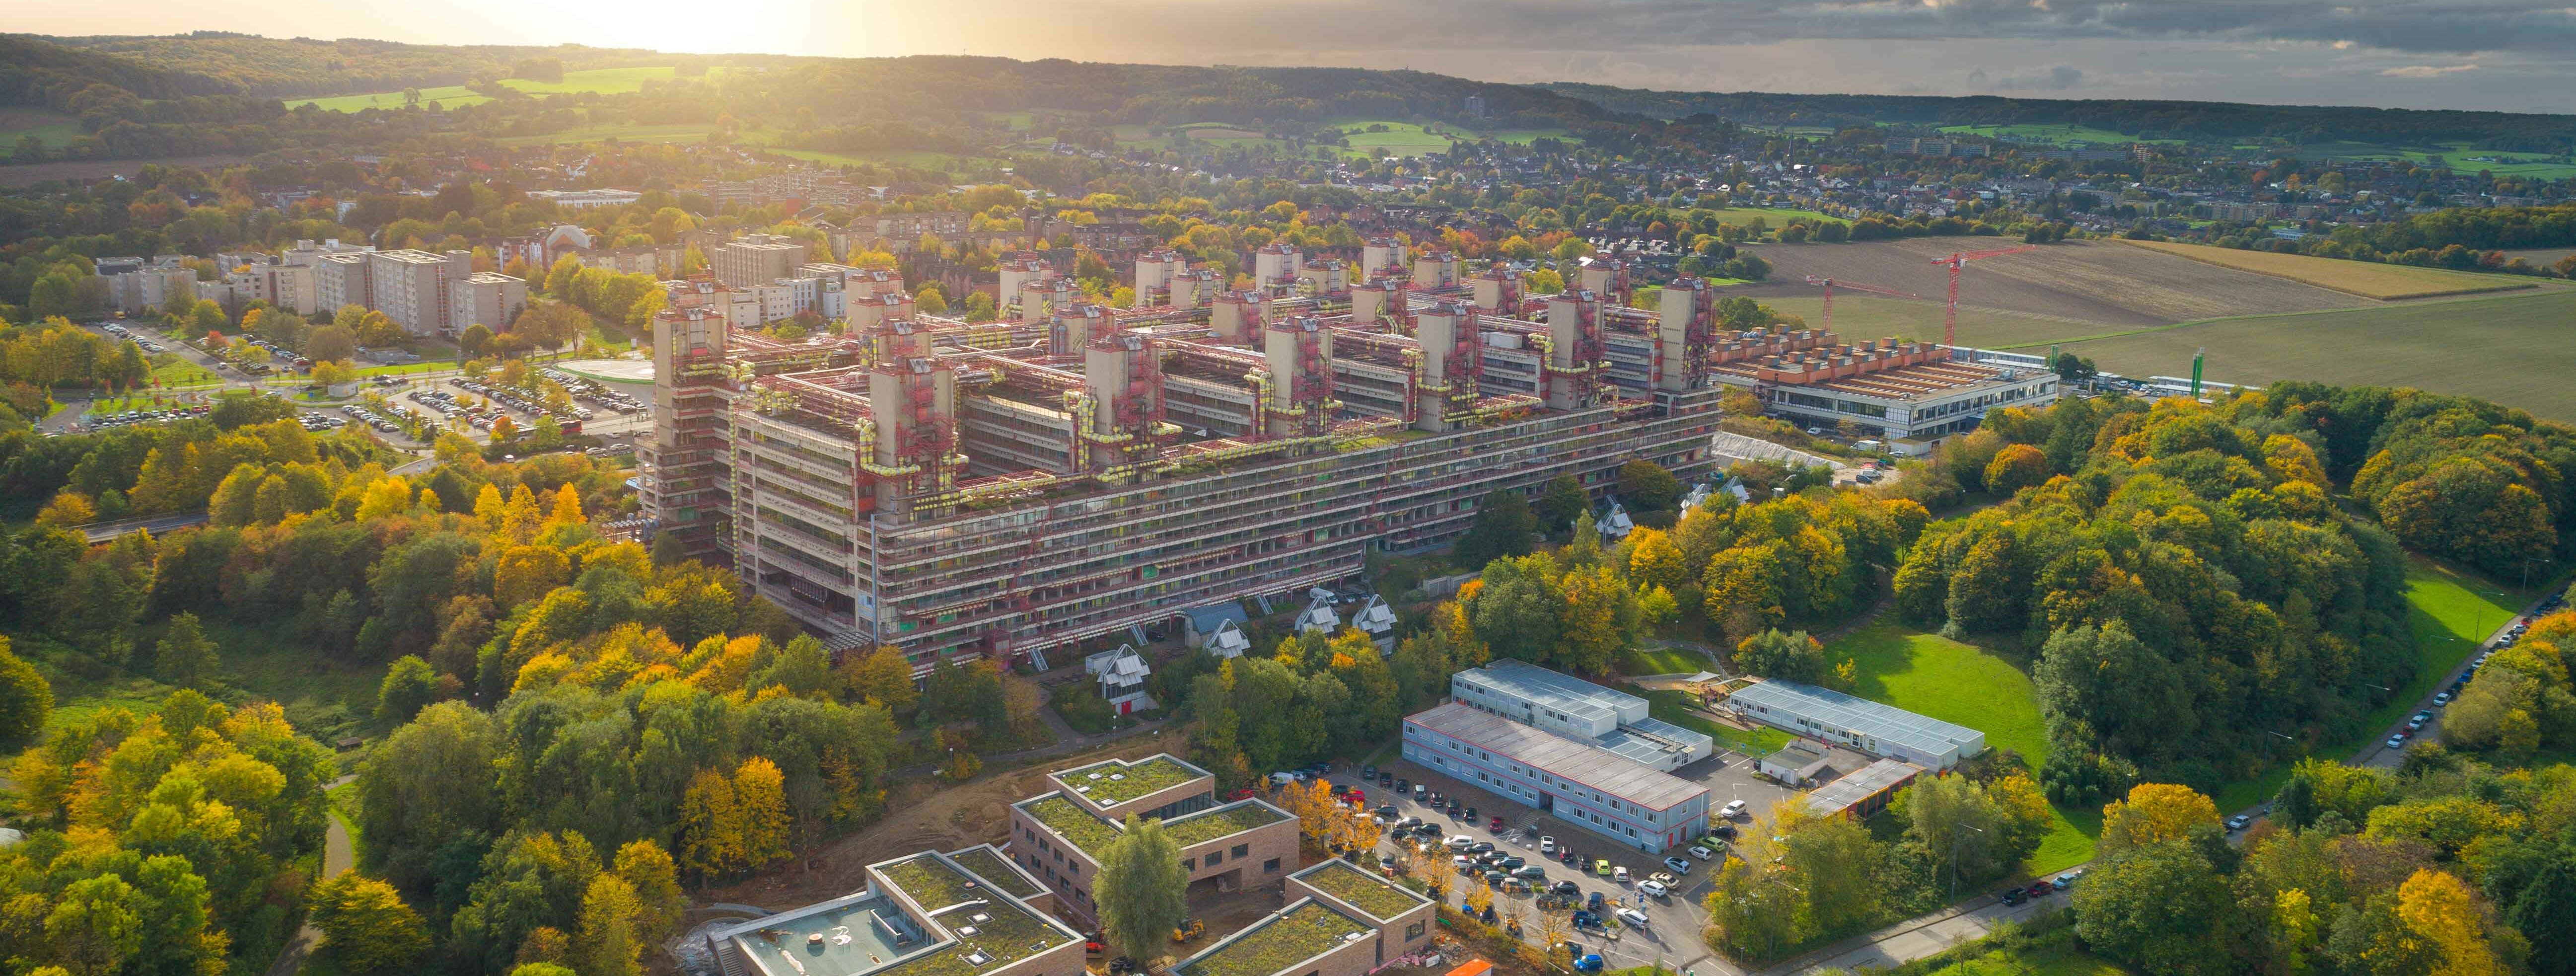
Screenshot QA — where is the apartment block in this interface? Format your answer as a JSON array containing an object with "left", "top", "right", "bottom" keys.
[
  {"left": 450, "top": 272, "right": 529, "bottom": 335},
  {"left": 714, "top": 233, "right": 811, "bottom": 289},
  {"left": 226, "top": 262, "right": 318, "bottom": 314},
  {"left": 366, "top": 249, "right": 473, "bottom": 336},
  {"left": 314, "top": 252, "right": 372, "bottom": 314},
  {"left": 96, "top": 257, "right": 198, "bottom": 314}
]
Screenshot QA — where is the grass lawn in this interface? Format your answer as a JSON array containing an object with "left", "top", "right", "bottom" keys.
[
  {"left": 1834, "top": 621, "right": 2098, "bottom": 873},
  {"left": 2114, "top": 239, "right": 2533, "bottom": 300},
  {"left": 286, "top": 86, "right": 490, "bottom": 112},
  {"left": 1752, "top": 294, "right": 2084, "bottom": 350},
  {"left": 1643, "top": 688, "right": 1791, "bottom": 755},
  {"left": 150, "top": 354, "right": 221, "bottom": 387},
  {"left": 2212, "top": 558, "right": 2545, "bottom": 811},
  {"left": 1617, "top": 645, "right": 1714, "bottom": 676},
  {"left": 1923, "top": 926, "right": 2129, "bottom": 976},
  {"left": 2060, "top": 289, "right": 2576, "bottom": 422},
  {"left": 500, "top": 66, "right": 676, "bottom": 95},
  {"left": 353, "top": 360, "right": 451, "bottom": 378}
]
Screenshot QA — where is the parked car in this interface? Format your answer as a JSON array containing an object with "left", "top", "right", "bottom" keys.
[
  {"left": 1663, "top": 856, "right": 1693, "bottom": 874},
  {"left": 1540, "top": 836, "right": 1556, "bottom": 854},
  {"left": 2387, "top": 734, "right": 2409, "bottom": 750},
  {"left": 1489, "top": 816, "right": 1506, "bottom": 831},
  {"left": 2001, "top": 888, "right": 2027, "bottom": 906},
  {"left": 1394, "top": 777, "right": 1409, "bottom": 794},
  {"left": 1615, "top": 908, "right": 1650, "bottom": 929},
  {"left": 2226, "top": 814, "right": 2254, "bottom": 831},
  {"left": 2434, "top": 691, "right": 2453, "bottom": 707},
  {"left": 1637, "top": 880, "right": 1669, "bottom": 899},
  {"left": 2053, "top": 871, "right": 2080, "bottom": 890},
  {"left": 1720, "top": 799, "right": 1748, "bottom": 819},
  {"left": 1613, "top": 866, "right": 1630, "bottom": 884},
  {"left": 1573, "top": 955, "right": 1604, "bottom": 974},
  {"left": 2027, "top": 882, "right": 2054, "bottom": 899},
  {"left": 2411, "top": 711, "right": 2433, "bottom": 729},
  {"left": 1594, "top": 859, "right": 1612, "bottom": 877},
  {"left": 1686, "top": 845, "right": 1715, "bottom": 860},
  {"left": 1468, "top": 842, "right": 1495, "bottom": 854},
  {"left": 1444, "top": 836, "right": 1473, "bottom": 850},
  {"left": 1571, "top": 910, "right": 1602, "bottom": 931},
  {"left": 1513, "top": 865, "right": 1547, "bottom": 880}
]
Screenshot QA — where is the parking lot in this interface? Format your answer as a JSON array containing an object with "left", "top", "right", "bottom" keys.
[{"left": 1333, "top": 754, "right": 1759, "bottom": 976}]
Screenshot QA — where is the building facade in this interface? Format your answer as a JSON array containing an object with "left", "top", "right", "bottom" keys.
[
  {"left": 1005, "top": 755, "right": 1299, "bottom": 921},
  {"left": 449, "top": 272, "right": 529, "bottom": 335},
  {"left": 366, "top": 249, "right": 473, "bottom": 336},
  {"left": 1723, "top": 679, "right": 1986, "bottom": 770},
  {"left": 715, "top": 233, "right": 812, "bottom": 289},
  {"left": 1447, "top": 660, "right": 1713, "bottom": 770},
  {"left": 1402, "top": 702, "right": 1711, "bottom": 854}
]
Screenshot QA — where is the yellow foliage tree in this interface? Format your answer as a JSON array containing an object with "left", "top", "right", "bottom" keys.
[
  {"left": 495, "top": 544, "right": 573, "bottom": 610},
  {"left": 735, "top": 756, "right": 791, "bottom": 873},
  {"left": 549, "top": 483, "right": 586, "bottom": 525},
  {"left": 2397, "top": 869, "right": 2502, "bottom": 976},
  {"left": 2099, "top": 783, "right": 2219, "bottom": 854},
  {"left": 678, "top": 768, "right": 743, "bottom": 879},
  {"left": 1626, "top": 526, "right": 1690, "bottom": 594}
]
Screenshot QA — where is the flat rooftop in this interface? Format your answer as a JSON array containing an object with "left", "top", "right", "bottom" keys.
[
  {"left": 1805, "top": 758, "right": 1924, "bottom": 817},
  {"left": 876, "top": 853, "right": 1075, "bottom": 976},
  {"left": 1405, "top": 703, "right": 1708, "bottom": 812},
  {"left": 1021, "top": 793, "right": 1283, "bottom": 858},
  {"left": 1051, "top": 754, "right": 1209, "bottom": 805},
  {"left": 725, "top": 892, "right": 912, "bottom": 976},
  {"left": 1454, "top": 659, "right": 1641, "bottom": 727},
  {"left": 1592, "top": 716, "right": 1714, "bottom": 765},
  {"left": 1293, "top": 859, "right": 1431, "bottom": 922},
  {"left": 944, "top": 845, "right": 1043, "bottom": 900},
  {"left": 1173, "top": 900, "right": 1375, "bottom": 976},
  {"left": 1724, "top": 680, "right": 1983, "bottom": 758}
]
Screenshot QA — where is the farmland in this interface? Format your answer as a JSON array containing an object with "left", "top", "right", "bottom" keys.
[
  {"left": 2061, "top": 289, "right": 2576, "bottom": 420},
  {"left": 1741, "top": 238, "right": 2371, "bottom": 329},
  {"left": 286, "top": 67, "right": 720, "bottom": 112},
  {"left": 492, "top": 122, "right": 719, "bottom": 147},
  {"left": 0, "top": 108, "right": 86, "bottom": 150},
  {"left": 2114, "top": 238, "right": 2533, "bottom": 299},
  {"left": 287, "top": 85, "right": 488, "bottom": 112}
]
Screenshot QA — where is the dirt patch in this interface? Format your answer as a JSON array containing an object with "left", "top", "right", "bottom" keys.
[
  {"left": 701, "top": 733, "right": 1189, "bottom": 911},
  {"left": 0, "top": 154, "right": 251, "bottom": 186},
  {"left": 1736, "top": 237, "right": 2373, "bottom": 331}
]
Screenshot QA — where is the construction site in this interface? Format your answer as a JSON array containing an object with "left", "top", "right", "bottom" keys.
[{"left": 639, "top": 241, "right": 2045, "bottom": 673}]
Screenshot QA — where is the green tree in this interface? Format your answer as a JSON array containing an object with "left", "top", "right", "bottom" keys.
[
  {"left": 2074, "top": 839, "right": 2236, "bottom": 976},
  {"left": 47, "top": 874, "right": 144, "bottom": 976},
  {"left": 1983, "top": 443, "right": 2050, "bottom": 496},
  {"left": 1534, "top": 473, "right": 1588, "bottom": 534},
  {"left": 153, "top": 611, "right": 219, "bottom": 689},
  {"left": 1094, "top": 815, "right": 1190, "bottom": 959},
  {"left": 305, "top": 324, "right": 358, "bottom": 363},
  {"left": 1733, "top": 629, "right": 1828, "bottom": 683},
  {"left": 1455, "top": 488, "right": 1537, "bottom": 566},
  {"left": 310, "top": 872, "right": 431, "bottom": 976},
  {"left": 356, "top": 702, "right": 504, "bottom": 889},
  {"left": 2509, "top": 854, "right": 2576, "bottom": 976},
  {"left": 842, "top": 645, "right": 920, "bottom": 715},
  {"left": 1617, "top": 459, "right": 1682, "bottom": 514},
  {"left": 375, "top": 655, "right": 439, "bottom": 724},
  {"left": 0, "top": 636, "right": 53, "bottom": 742}
]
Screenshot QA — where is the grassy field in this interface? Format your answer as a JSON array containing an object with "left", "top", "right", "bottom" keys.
[
  {"left": 2061, "top": 289, "right": 2576, "bottom": 421},
  {"left": 286, "top": 85, "right": 490, "bottom": 112},
  {"left": 1644, "top": 688, "right": 1791, "bottom": 755},
  {"left": 2212, "top": 559, "right": 2542, "bottom": 811},
  {"left": 1834, "top": 621, "right": 2098, "bottom": 873},
  {"left": 500, "top": 66, "right": 675, "bottom": 95},
  {"left": 0, "top": 113, "right": 86, "bottom": 150},
  {"left": 2304, "top": 140, "right": 2576, "bottom": 180},
  {"left": 1704, "top": 206, "right": 1849, "bottom": 226},
  {"left": 35, "top": 616, "right": 387, "bottom": 745},
  {"left": 1751, "top": 294, "right": 2092, "bottom": 350},
  {"left": 149, "top": 354, "right": 221, "bottom": 387},
  {"left": 2115, "top": 239, "right": 2533, "bottom": 300},
  {"left": 1924, "top": 926, "right": 2129, "bottom": 976},
  {"left": 1935, "top": 123, "right": 2180, "bottom": 147}
]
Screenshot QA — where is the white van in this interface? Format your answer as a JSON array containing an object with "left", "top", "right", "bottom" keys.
[{"left": 1616, "top": 908, "right": 1650, "bottom": 929}]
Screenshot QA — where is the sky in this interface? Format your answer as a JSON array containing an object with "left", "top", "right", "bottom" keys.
[{"left": 8, "top": 0, "right": 2575, "bottom": 113}]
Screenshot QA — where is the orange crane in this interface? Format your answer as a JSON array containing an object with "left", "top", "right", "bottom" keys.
[
  {"left": 1928, "top": 245, "right": 2037, "bottom": 347},
  {"left": 1802, "top": 275, "right": 1923, "bottom": 333}
]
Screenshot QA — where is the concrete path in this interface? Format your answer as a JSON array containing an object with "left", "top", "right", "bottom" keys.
[{"left": 263, "top": 774, "right": 357, "bottom": 976}]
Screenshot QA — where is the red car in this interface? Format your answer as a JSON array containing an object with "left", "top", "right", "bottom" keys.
[
  {"left": 1347, "top": 789, "right": 1365, "bottom": 805},
  {"left": 1490, "top": 816, "right": 1506, "bottom": 831}
]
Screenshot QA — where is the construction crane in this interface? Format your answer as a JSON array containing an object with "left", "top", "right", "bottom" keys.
[
  {"left": 1802, "top": 275, "right": 1923, "bottom": 333},
  {"left": 1928, "top": 245, "right": 2037, "bottom": 347}
]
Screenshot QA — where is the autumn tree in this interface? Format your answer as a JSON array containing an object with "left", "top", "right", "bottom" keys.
[
  {"left": 2098, "top": 783, "right": 2219, "bottom": 856},
  {"left": 1982, "top": 443, "right": 2050, "bottom": 496},
  {"left": 153, "top": 611, "right": 220, "bottom": 688},
  {"left": 310, "top": 873, "right": 431, "bottom": 976}
]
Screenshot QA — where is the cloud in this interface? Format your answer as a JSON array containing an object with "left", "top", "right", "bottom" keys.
[{"left": 2380, "top": 63, "right": 2482, "bottom": 77}]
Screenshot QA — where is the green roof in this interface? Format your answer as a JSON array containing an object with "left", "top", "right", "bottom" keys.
[
  {"left": 1055, "top": 755, "right": 1205, "bottom": 805},
  {"left": 1024, "top": 795, "right": 1122, "bottom": 855},
  {"left": 875, "top": 855, "right": 1072, "bottom": 976},
  {"left": 1296, "top": 860, "right": 1428, "bottom": 921},
  {"left": 1175, "top": 901, "right": 1373, "bottom": 976},
  {"left": 947, "top": 847, "right": 1041, "bottom": 899},
  {"left": 1164, "top": 802, "right": 1291, "bottom": 847}
]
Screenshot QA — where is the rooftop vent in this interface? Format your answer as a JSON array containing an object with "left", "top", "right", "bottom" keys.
[
  {"left": 971, "top": 913, "right": 991, "bottom": 924},
  {"left": 963, "top": 950, "right": 993, "bottom": 966},
  {"left": 1087, "top": 773, "right": 1103, "bottom": 780},
  {"left": 956, "top": 925, "right": 979, "bottom": 937},
  {"left": 1107, "top": 773, "right": 1126, "bottom": 781}
]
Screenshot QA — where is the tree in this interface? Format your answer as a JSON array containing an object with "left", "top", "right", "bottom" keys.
[
  {"left": 679, "top": 767, "right": 745, "bottom": 880},
  {"left": 309, "top": 873, "right": 431, "bottom": 976},
  {"left": 1455, "top": 488, "right": 1538, "bottom": 566},
  {"left": 306, "top": 324, "right": 358, "bottom": 364},
  {"left": 2508, "top": 854, "right": 2576, "bottom": 976},
  {"left": 1734, "top": 629, "right": 1828, "bottom": 683},
  {"left": 1983, "top": 443, "right": 2050, "bottom": 496},
  {"left": 1095, "top": 815, "right": 1189, "bottom": 959},
  {"left": 1534, "top": 473, "right": 1587, "bottom": 533},
  {"left": 1617, "top": 459, "right": 1682, "bottom": 513},
  {"left": 375, "top": 655, "right": 439, "bottom": 724},
  {"left": 154, "top": 611, "right": 219, "bottom": 688},
  {"left": 0, "top": 637, "right": 53, "bottom": 742},
  {"left": 46, "top": 874, "right": 143, "bottom": 976},
  {"left": 2073, "top": 839, "right": 2236, "bottom": 976},
  {"left": 612, "top": 840, "right": 687, "bottom": 943},
  {"left": 189, "top": 300, "right": 227, "bottom": 336},
  {"left": 574, "top": 874, "right": 645, "bottom": 976},
  {"left": 2100, "top": 783, "right": 2220, "bottom": 856},
  {"left": 734, "top": 756, "right": 791, "bottom": 872},
  {"left": 843, "top": 645, "right": 920, "bottom": 715}
]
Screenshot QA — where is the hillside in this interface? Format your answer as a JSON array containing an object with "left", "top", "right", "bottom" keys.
[
  {"left": 46, "top": 33, "right": 683, "bottom": 96},
  {"left": 1537, "top": 83, "right": 2576, "bottom": 150},
  {"left": 0, "top": 33, "right": 240, "bottom": 104}
]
